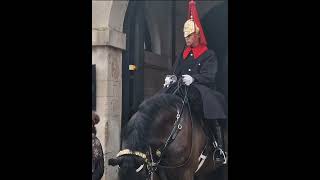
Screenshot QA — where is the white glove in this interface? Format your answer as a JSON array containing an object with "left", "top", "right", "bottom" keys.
[
  {"left": 182, "top": 75, "right": 194, "bottom": 86},
  {"left": 163, "top": 75, "right": 177, "bottom": 87},
  {"left": 163, "top": 77, "right": 171, "bottom": 87}
]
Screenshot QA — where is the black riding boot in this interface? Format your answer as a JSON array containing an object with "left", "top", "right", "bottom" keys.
[
  {"left": 214, "top": 120, "right": 224, "bottom": 149},
  {"left": 210, "top": 120, "right": 227, "bottom": 164}
]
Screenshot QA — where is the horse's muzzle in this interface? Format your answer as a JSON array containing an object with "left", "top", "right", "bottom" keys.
[{"left": 108, "top": 158, "right": 120, "bottom": 166}]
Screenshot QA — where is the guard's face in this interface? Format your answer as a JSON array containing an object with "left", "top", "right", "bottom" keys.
[{"left": 185, "top": 33, "right": 200, "bottom": 47}]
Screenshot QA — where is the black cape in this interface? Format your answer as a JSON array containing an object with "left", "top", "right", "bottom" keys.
[{"left": 160, "top": 49, "right": 227, "bottom": 120}]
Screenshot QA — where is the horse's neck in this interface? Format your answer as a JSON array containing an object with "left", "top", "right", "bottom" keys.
[{"left": 148, "top": 111, "right": 178, "bottom": 145}]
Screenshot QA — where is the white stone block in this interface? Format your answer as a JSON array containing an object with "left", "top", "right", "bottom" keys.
[
  {"left": 92, "top": 47, "right": 109, "bottom": 81},
  {"left": 106, "top": 80, "right": 114, "bottom": 97},
  {"left": 92, "top": 1, "right": 112, "bottom": 29},
  {"left": 113, "top": 81, "right": 121, "bottom": 97},
  {"left": 96, "top": 80, "right": 108, "bottom": 97}
]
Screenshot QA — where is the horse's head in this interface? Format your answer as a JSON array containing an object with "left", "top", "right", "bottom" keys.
[
  {"left": 107, "top": 111, "right": 154, "bottom": 180},
  {"left": 108, "top": 94, "right": 186, "bottom": 179},
  {"left": 109, "top": 153, "right": 148, "bottom": 180}
]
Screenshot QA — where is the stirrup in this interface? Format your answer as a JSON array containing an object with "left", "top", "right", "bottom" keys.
[
  {"left": 212, "top": 141, "right": 227, "bottom": 165},
  {"left": 216, "top": 148, "right": 227, "bottom": 165}
]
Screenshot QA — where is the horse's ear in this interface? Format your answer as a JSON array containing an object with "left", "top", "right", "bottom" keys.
[{"left": 108, "top": 158, "right": 121, "bottom": 166}]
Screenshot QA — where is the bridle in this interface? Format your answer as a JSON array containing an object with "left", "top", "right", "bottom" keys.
[{"left": 116, "top": 80, "right": 194, "bottom": 180}]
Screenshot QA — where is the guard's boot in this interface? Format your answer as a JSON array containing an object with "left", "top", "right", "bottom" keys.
[{"left": 212, "top": 120, "right": 227, "bottom": 164}]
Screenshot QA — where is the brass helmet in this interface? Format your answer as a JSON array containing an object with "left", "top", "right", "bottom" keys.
[
  {"left": 183, "top": 0, "right": 207, "bottom": 45},
  {"left": 183, "top": 17, "right": 200, "bottom": 38}
]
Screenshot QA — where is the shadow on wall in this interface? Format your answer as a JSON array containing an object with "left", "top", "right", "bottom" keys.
[{"left": 202, "top": 1, "right": 228, "bottom": 103}]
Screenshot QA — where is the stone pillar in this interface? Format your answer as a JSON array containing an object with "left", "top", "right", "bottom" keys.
[
  {"left": 92, "top": 27, "right": 125, "bottom": 180},
  {"left": 93, "top": 1, "right": 128, "bottom": 179},
  {"left": 92, "top": 1, "right": 126, "bottom": 178}
]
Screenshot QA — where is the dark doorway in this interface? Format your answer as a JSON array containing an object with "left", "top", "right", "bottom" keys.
[
  {"left": 122, "top": 1, "right": 146, "bottom": 130},
  {"left": 202, "top": 1, "right": 228, "bottom": 103},
  {"left": 201, "top": 2, "right": 228, "bottom": 180},
  {"left": 122, "top": 1, "right": 172, "bottom": 131}
]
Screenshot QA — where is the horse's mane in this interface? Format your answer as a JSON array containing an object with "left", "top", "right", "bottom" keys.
[{"left": 122, "top": 94, "right": 182, "bottom": 151}]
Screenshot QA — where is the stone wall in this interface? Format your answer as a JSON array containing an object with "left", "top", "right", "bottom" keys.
[{"left": 92, "top": 1, "right": 128, "bottom": 179}]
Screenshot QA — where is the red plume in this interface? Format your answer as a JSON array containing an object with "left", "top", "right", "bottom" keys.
[{"left": 187, "top": 0, "right": 207, "bottom": 46}]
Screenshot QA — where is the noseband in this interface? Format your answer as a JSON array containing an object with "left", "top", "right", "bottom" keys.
[{"left": 116, "top": 83, "right": 192, "bottom": 180}]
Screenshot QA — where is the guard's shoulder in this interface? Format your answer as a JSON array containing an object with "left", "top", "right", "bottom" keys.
[
  {"left": 200, "top": 49, "right": 216, "bottom": 60},
  {"left": 205, "top": 49, "right": 216, "bottom": 56}
]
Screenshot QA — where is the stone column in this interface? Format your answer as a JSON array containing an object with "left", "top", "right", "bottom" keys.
[
  {"left": 93, "top": 1, "right": 128, "bottom": 179},
  {"left": 92, "top": 27, "right": 125, "bottom": 180}
]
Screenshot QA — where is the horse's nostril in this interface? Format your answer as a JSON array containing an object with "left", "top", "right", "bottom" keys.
[{"left": 108, "top": 158, "right": 119, "bottom": 166}]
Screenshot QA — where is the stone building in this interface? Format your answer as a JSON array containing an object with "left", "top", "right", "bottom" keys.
[{"left": 92, "top": 1, "right": 227, "bottom": 179}]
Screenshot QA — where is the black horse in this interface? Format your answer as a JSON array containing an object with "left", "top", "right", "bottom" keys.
[{"left": 109, "top": 93, "right": 226, "bottom": 180}]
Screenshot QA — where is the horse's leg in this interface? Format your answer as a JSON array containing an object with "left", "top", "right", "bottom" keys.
[
  {"left": 157, "top": 169, "right": 168, "bottom": 180},
  {"left": 195, "top": 166, "right": 228, "bottom": 180},
  {"left": 194, "top": 174, "right": 210, "bottom": 180},
  {"left": 162, "top": 169, "right": 194, "bottom": 180},
  {"left": 152, "top": 173, "right": 161, "bottom": 180},
  {"left": 177, "top": 170, "right": 195, "bottom": 180}
]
